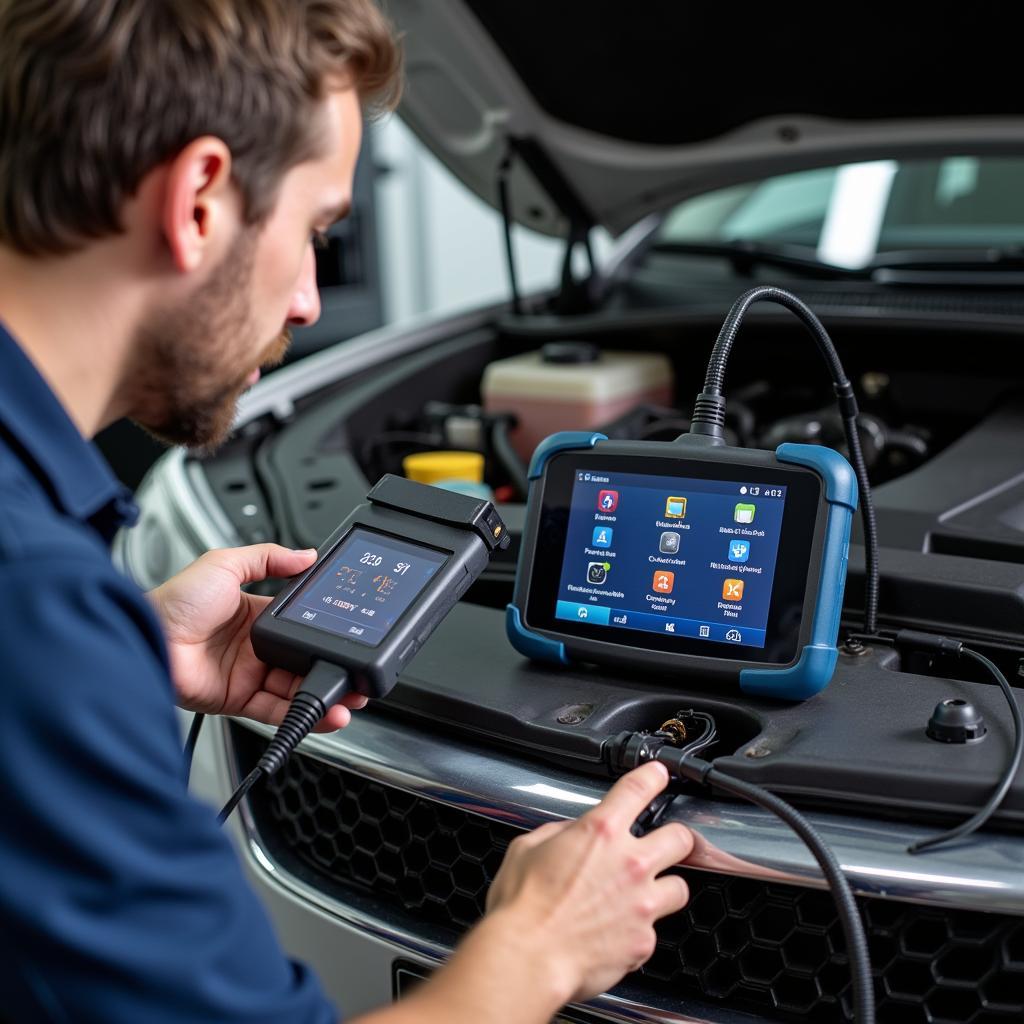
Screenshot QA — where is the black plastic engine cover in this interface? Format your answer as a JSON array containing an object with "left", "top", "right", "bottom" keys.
[{"left": 385, "top": 601, "right": 1024, "bottom": 830}]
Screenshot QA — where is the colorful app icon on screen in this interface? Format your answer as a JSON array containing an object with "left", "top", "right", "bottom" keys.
[
  {"left": 587, "top": 562, "right": 611, "bottom": 585},
  {"left": 652, "top": 570, "right": 675, "bottom": 594},
  {"left": 722, "top": 578, "right": 745, "bottom": 601},
  {"left": 729, "top": 539, "right": 750, "bottom": 562},
  {"left": 592, "top": 526, "right": 613, "bottom": 548},
  {"left": 597, "top": 490, "right": 619, "bottom": 512},
  {"left": 734, "top": 503, "right": 756, "bottom": 524},
  {"left": 664, "top": 496, "right": 687, "bottom": 518}
]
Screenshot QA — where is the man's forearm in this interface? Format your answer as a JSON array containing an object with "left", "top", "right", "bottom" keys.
[{"left": 350, "top": 907, "right": 571, "bottom": 1024}]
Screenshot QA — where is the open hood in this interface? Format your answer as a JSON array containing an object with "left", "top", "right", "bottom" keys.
[{"left": 389, "top": 1, "right": 1024, "bottom": 237}]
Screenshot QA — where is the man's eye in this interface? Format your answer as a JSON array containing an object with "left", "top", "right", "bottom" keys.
[{"left": 312, "top": 230, "right": 330, "bottom": 251}]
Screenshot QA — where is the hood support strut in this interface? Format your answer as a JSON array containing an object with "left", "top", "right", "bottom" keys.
[{"left": 498, "top": 137, "right": 598, "bottom": 316}]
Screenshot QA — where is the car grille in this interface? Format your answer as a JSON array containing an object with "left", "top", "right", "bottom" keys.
[{"left": 234, "top": 727, "right": 1024, "bottom": 1023}]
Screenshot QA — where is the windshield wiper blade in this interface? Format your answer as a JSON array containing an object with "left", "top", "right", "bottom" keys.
[
  {"left": 869, "top": 247, "right": 1024, "bottom": 270},
  {"left": 869, "top": 248, "right": 1024, "bottom": 287},
  {"left": 649, "top": 240, "right": 863, "bottom": 279}
]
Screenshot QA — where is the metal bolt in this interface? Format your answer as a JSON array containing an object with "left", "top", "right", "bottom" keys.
[
  {"left": 841, "top": 638, "right": 871, "bottom": 657},
  {"left": 556, "top": 704, "right": 594, "bottom": 726}
]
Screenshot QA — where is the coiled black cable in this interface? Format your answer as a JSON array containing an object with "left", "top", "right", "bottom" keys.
[
  {"left": 218, "top": 662, "right": 350, "bottom": 825},
  {"left": 217, "top": 695, "right": 331, "bottom": 825},
  {"left": 690, "top": 286, "right": 880, "bottom": 635}
]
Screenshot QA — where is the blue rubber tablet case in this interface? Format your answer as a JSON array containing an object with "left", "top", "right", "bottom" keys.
[{"left": 507, "top": 432, "right": 856, "bottom": 700}]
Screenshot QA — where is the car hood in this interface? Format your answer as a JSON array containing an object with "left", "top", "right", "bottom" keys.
[{"left": 389, "top": 1, "right": 1024, "bottom": 237}]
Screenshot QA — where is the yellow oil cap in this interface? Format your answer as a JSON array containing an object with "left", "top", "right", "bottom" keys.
[{"left": 402, "top": 450, "right": 484, "bottom": 485}]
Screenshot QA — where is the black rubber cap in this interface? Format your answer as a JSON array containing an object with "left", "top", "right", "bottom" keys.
[
  {"left": 542, "top": 341, "right": 600, "bottom": 364},
  {"left": 926, "top": 698, "right": 987, "bottom": 744}
]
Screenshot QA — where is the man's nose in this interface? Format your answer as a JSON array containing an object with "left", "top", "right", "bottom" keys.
[{"left": 286, "top": 245, "right": 322, "bottom": 327}]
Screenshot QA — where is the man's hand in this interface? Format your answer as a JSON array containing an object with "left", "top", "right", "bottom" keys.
[
  {"left": 149, "top": 544, "right": 366, "bottom": 730},
  {"left": 485, "top": 761, "right": 693, "bottom": 1006},
  {"left": 354, "top": 761, "right": 693, "bottom": 1024}
]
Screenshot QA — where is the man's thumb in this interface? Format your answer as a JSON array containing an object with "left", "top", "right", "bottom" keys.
[{"left": 218, "top": 543, "right": 317, "bottom": 585}]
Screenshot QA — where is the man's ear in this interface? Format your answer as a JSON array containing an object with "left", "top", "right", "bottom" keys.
[{"left": 161, "top": 137, "right": 236, "bottom": 273}]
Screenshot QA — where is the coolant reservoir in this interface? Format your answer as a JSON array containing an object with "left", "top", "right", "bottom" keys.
[{"left": 482, "top": 342, "right": 674, "bottom": 462}]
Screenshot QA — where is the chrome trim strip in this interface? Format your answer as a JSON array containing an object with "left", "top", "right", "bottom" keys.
[{"left": 230, "top": 713, "right": 1024, "bottom": 917}]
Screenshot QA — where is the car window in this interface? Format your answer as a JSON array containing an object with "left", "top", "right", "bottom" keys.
[{"left": 657, "top": 157, "right": 1024, "bottom": 268}]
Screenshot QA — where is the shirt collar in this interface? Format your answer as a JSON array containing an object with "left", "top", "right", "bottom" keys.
[{"left": 0, "top": 322, "right": 139, "bottom": 540}]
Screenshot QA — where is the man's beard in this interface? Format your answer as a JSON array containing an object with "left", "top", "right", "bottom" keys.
[{"left": 129, "top": 230, "right": 291, "bottom": 451}]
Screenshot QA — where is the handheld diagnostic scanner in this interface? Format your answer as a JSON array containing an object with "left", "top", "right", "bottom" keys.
[
  {"left": 217, "top": 474, "right": 509, "bottom": 825},
  {"left": 253, "top": 474, "right": 510, "bottom": 698}
]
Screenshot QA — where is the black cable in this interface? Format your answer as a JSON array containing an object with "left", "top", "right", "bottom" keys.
[
  {"left": 690, "top": 285, "right": 880, "bottom": 635},
  {"left": 604, "top": 728, "right": 875, "bottom": 1022},
  {"left": 491, "top": 417, "right": 529, "bottom": 499},
  {"left": 908, "top": 646, "right": 1023, "bottom": 854},
  {"left": 183, "top": 712, "right": 205, "bottom": 783},
  {"left": 217, "top": 767, "right": 261, "bottom": 826},
  {"left": 844, "top": 631, "right": 1023, "bottom": 855},
  {"left": 217, "top": 662, "right": 350, "bottom": 825},
  {"left": 673, "top": 755, "right": 875, "bottom": 1024}
]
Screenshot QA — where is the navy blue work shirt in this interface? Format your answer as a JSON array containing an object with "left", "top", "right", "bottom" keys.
[{"left": 0, "top": 323, "right": 337, "bottom": 1023}]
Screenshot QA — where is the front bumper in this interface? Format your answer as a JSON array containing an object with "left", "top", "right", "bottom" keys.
[{"left": 220, "top": 712, "right": 1024, "bottom": 1023}]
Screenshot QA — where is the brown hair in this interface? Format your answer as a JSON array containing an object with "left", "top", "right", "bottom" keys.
[{"left": 0, "top": 0, "right": 402, "bottom": 256}]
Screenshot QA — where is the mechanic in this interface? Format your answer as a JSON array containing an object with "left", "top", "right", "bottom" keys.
[{"left": 0, "top": 2, "right": 694, "bottom": 1022}]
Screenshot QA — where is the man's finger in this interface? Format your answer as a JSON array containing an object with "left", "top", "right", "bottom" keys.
[
  {"left": 527, "top": 819, "right": 573, "bottom": 843},
  {"left": 208, "top": 543, "right": 317, "bottom": 587},
  {"left": 588, "top": 761, "right": 670, "bottom": 832},
  {"left": 509, "top": 819, "right": 572, "bottom": 853},
  {"left": 637, "top": 821, "right": 695, "bottom": 871},
  {"left": 314, "top": 704, "right": 352, "bottom": 732},
  {"left": 649, "top": 872, "right": 690, "bottom": 920},
  {"left": 239, "top": 690, "right": 290, "bottom": 727}
]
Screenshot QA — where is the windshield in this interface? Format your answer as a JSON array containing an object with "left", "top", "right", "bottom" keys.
[{"left": 657, "top": 157, "right": 1024, "bottom": 269}]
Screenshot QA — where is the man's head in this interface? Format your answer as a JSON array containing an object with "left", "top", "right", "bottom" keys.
[{"left": 0, "top": 0, "right": 401, "bottom": 448}]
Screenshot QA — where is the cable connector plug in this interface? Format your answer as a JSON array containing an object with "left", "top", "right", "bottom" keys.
[
  {"left": 603, "top": 711, "right": 718, "bottom": 779},
  {"left": 832, "top": 379, "right": 860, "bottom": 421},
  {"left": 296, "top": 659, "right": 354, "bottom": 708},
  {"left": 894, "top": 629, "right": 963, "bottom": 657},
  {"left": 689, "top": 390, "right": 727, "bottom": 442}
]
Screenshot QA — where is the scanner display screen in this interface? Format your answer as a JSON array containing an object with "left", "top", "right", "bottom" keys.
[
  {"left": 555, "top": 470, "right": 786, "bottom": 649},
  {"left": 279, "top": 528, "right": 448, "bottom": 647}
]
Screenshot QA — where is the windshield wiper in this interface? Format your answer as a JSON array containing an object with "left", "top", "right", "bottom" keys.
[
  {"left": 649, "top": 240, "right": 863, "bottom": 280},
  {"left": 868, "top": 248, "right": 1024, "bottom": 287},
  {"left": 650, "top": 240, "right": 1024, "bottom": 287}
]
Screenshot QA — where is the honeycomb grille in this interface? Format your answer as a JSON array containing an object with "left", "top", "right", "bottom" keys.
[{"left": 234, "top": 728, "right": 1024, "bottom": 1023}]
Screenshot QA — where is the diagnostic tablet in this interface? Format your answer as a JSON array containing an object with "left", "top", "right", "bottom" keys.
[{"left": 508, "top": 432, "right": 856, "bottom": 699}]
